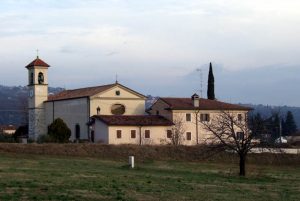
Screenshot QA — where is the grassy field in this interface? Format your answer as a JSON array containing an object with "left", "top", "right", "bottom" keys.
[{"left": 0, "top": 153, "right": 299, "bottom": 201}]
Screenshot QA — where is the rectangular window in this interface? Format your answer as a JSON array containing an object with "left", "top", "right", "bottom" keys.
[
  {"left": 200, "top": 114, "right": 210, "bottom": 122},
  {"left": 145, "top": 130, "right": 150, "bottom": 138},
  {"left": 131, "top": 130, "right": 136, "bottom": 138},
  {"left": 236, "top": 132, "right": 244, "bottom": 140},
  {"left": 167, "top": 130, "right": 172, "bottom": 138},
  {"left": 186, "top": 132, "right": 191, "bottom": 141},
  {"left": 238, "top": 114, "right": 243, "bottom": 121},
  {"left": 116, "top": 130, "right": 122, "bottom": 139},
  {"left": 186, "top": 113, "right": 191, "bottom": 122}
]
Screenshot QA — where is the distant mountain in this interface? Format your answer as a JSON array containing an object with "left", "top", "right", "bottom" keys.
[
  {"left": 0, "top": 85, "right": 64, "bottom": 126},
  {"left": 240, "top": 103, "right": 300, "bottom": 130},
  {"left": 145, "top": 95, "right": 158, "bottom": 109}
]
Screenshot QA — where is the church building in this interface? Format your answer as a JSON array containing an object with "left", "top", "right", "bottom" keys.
[{"left": 26, "top": 56, "right": 251, "bottom": 145}]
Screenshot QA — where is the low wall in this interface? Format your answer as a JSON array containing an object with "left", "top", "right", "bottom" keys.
[
  {"left": 250, "top": 148, "right": 300, "bottom": 154},
  {"left": 0, "top": 143, "right": 299, "bottom": 165}
]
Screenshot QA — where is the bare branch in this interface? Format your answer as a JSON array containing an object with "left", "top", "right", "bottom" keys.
[{"left": 200, "top": 110, "right": 254, "bottom": 176}]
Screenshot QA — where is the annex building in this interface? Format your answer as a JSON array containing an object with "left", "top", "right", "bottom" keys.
[{"left": 26, "top": 57, "right": 251, "bottom": 145}]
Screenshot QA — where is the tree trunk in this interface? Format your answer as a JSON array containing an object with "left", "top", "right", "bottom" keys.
[
  {"left": 196, "top": 114, "right": 199, "bottom": 144},
  {"left": 239, "top": 154, "right": 246, "bottom": 176},
  {"left": 139, "top": 126, "right": 142, "bottom": 145}
]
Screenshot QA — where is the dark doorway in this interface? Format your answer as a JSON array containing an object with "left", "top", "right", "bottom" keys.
[
  {"left": 75, "top": 124, "right": 80, "bottom": 140},
  {"left": 91, "top": 131, "right": 95, "bottom": 143}
]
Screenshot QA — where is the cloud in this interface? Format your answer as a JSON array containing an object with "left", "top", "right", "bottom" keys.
[
  {"left": 106, "top": 51, "right": 119, "bottom": 56},
  {"left": 0, "top": 0, "right": 300, "bottom": 106}
]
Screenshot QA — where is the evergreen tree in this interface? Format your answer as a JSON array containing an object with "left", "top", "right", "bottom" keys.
[
  {"left": 207, "top": 62, "right": 215, "bottom": 100},
  {"left": 250, "top": 112, "right": 265, "bottom": 137},
  {"left": 48, "top": 118, "right": 71, "bottom": 143},
  {"left": 285, "top": 111, "right": 297, "bottom": 135}
]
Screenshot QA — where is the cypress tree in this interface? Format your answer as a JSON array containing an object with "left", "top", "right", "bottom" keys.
[
  {"left": 285, "top": 111, "right": 297, "bottom": 135},
  {"left": 207, "top": 62, "right": 215, "bottom": 100},
  {"left": 249, "top": 112, "right": 265, "bottom": 138}
]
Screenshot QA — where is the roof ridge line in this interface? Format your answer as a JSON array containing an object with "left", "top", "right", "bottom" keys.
[{"left": 60, "top": 83, "right": 116, "bottom": 92}]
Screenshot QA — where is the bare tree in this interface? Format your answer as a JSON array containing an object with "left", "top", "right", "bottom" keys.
[
  {"left": 169, "top": 117, "right": 186, "bottom": 145},
  {"left": 201, "top": 111, "right": 255, "bottom": 176}
]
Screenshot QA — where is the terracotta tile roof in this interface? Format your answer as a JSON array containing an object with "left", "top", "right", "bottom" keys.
[
  {"left": 93, "top": 115, "right": 174, "bottom": 126},
  {"left": 47, "top": 83, "right": 146, "bottom": 101},
  {"left": 0, "top": 125, "right": 16, "bottom": 130},
  {"left": 47, "top": 84, "right": 115, "bottom": 101},
  {"left": 159, "top": 97, "right": 252, "bottom": 111},
  {"left": 25, "top": 57, "right": 50, "bottom": 68}
]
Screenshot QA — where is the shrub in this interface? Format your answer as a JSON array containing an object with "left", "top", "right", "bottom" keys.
[
  {"left": 0, "top": 133, "right": 15, "bottom": 142},
  {"left": 12, "top": 125, "right": 28, "bottom": 141},
  {"left": 37, "top": 134, "right": 54, "bottom": 143},
  {"left": 48, "top": 118, "right": 71, "bottom": 143}
]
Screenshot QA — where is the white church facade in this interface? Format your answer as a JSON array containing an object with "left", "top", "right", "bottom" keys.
[{"left": 26, "top": 56, "right": 251, "bottom": 145}]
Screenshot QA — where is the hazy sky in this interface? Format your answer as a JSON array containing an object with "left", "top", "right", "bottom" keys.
[{"left": 1, "top": 0, "right": 300, "bottom": 106}]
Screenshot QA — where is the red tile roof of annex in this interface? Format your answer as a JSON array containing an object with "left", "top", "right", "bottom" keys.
[
  {"left": 0, "top": 125, "right": 17, "bottom": 131},
  {"left": 93, "top": 115, "right": 174, "bottom": 126},
  {"left": 159, "top": 97, "right": 252, "bottom": 111}
]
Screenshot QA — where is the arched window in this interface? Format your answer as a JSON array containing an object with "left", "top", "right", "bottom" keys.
[
  {"left": 38, "top": 72, "right": 44, "bottom": 84},
  {"left": 111, "top": 104, "right": 125, "bottom": 115},
  {"left": 30, "top": 72, "right": 34, "bottom": 85},
  {"left": 75, "top": 124, "right": 80, "bottom": 140}
]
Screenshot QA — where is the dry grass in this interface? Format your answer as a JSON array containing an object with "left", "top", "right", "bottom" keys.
[
  {"left": 0, "top": 152, "right": 299, "bottom": 201},
  {"left": 0, "top": 143, "right": 299, "bottom": 166}
]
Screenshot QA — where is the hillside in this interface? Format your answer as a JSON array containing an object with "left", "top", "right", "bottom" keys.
[
  {"left": 0, "top": 85, "right": 64, "bottom": 126},
  {"left": 241, "top": 103, "right": 300, "bottom": 129}
]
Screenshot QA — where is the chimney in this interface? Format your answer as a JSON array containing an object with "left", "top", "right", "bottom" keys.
[{"left": 191, "top": 93, "right": 200, "bottom": 107}]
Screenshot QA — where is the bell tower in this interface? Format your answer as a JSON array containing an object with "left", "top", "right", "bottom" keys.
[{"left": 26, "top": 56, "right": 50, "bottom": 140}]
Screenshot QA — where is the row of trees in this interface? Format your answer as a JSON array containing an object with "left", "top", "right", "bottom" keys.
[{"left": 250, "top": 111, "right": 298, "bottom": 142}]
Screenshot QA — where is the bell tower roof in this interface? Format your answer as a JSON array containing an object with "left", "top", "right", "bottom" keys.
[{"left": 25, "top": 56, "right": 50, "bottom": 69}]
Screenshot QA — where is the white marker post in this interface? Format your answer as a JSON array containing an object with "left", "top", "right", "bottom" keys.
[{"left": 129, "top": 156, "right": 134, "bottom": 168}]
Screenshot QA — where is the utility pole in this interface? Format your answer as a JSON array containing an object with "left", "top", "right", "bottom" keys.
[
  {"left": 279, "top": 120, "right": 282, "bottom": 143},
  {"left": 196, "top": 68, "right": 203, "bottom": 97}
]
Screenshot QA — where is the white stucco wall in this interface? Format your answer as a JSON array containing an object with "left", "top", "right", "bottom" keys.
[
  {"left": 150, "top": 100, "right": 249, "bottom": 145},
  {"left": 149, "top": 99, "right": 173, "bottom": 120},
  {"left": 93, "top": 119, "right": 173, "bottom": 145},
  {"left": 90, "top": 86, "right": 146, "bottom": 116},
  {"left": 108, "top": 126, "right": 172, "bottom": 145},
  {"left": 172, "top": 110, "right": 248, "bottom": 145}
]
